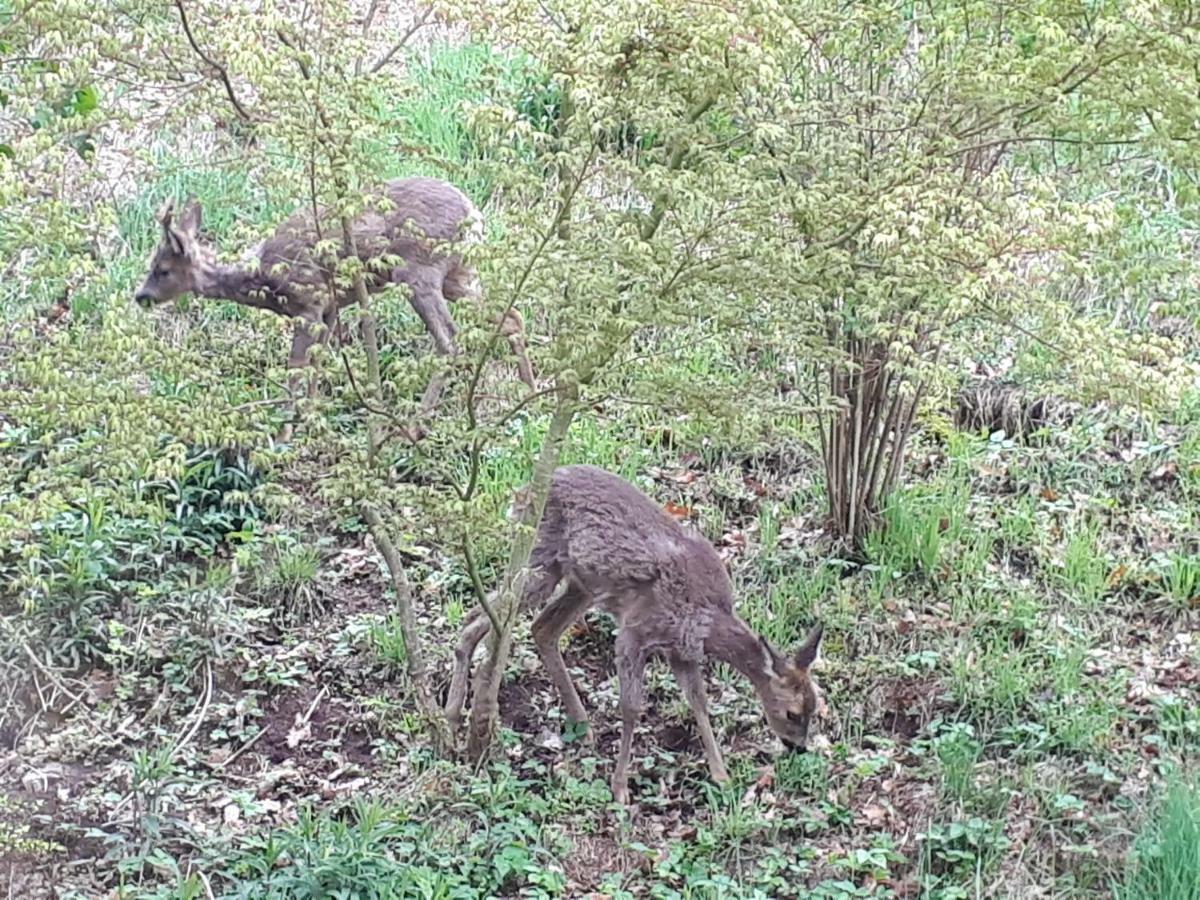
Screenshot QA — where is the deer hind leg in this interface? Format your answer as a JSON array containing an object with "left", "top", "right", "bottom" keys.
[
  {"left": 530, "top": 581, "right": 596, "bottom": 741},
  {"left": 612, "top": 629, "right": 649, "bottom": 805},
  {"left": 668, "top": 656, "right": 729, "bottom": 785},
  {"left": 398, "top": 269, "right": 458, "bottom": 357},
  {"left": 445, "top": 564, "right": 562, "bottom": 736}
]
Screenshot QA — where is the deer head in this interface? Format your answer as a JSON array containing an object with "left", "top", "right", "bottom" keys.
[
  {"left": 134, "top": 198, "right": 205, "bottom": 308},
  {"left": 756, "top": 622, "right": 824, "bottom": 751}
]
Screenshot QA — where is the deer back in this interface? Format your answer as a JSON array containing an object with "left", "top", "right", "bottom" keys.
[
  {"left": 256, "top": 177, "right": 480, "bottom": 300},
  {"left": 533, "top": 465, "right": 734, "bottom": 618}
]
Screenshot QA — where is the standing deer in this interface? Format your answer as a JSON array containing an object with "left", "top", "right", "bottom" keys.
[
  {"left": 447, "top": 464, "right": 825, "bottom": 804},
  {"left": 134, "top": 177, "right": 535, "bottom": 424}
]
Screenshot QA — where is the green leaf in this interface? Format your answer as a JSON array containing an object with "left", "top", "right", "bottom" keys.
[{"left": 70, "top": 85, "right": 100, "bottom": 116}]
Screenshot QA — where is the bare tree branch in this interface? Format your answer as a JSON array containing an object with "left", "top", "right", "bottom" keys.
[
  {"left": 368, "top": 7, "right": 434, "bottom": 75},
  {"left": 172, "top": 0, "right": 254, "bottom": 123}
]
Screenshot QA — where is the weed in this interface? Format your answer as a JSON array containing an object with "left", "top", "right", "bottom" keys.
[
  {"left": 367, "top": 614, "right": 410, "bottom": 672},
  {"left": 1060, "top": 519, "right": 1110, "bottom": 605},
  {"left": 1153, "top": 551, "right": 1200, "bottom": 610},
  {"left": 1118, "top": 776, "right": 1200, "bottom": 900},
  {"left": 930, "top": 722, "right": 983, "bottom": 803}
]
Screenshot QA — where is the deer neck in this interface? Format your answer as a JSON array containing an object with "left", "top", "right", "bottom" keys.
[
  {"left": 705, "top": 610, "right": 776, "bottom": 694},
  {"left": 194, "top": 252, "right": 288, "bottom": 314}
]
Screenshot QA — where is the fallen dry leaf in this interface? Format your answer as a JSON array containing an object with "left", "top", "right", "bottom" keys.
[
  {"left": 858, "top": 802, "right": 888, "bottom": 826},
  {"left": 287, "top": 720, "right": 312, "bottom": 749},
  {"left": 663, "top": 501, "right": 695, "bottom": 520}
]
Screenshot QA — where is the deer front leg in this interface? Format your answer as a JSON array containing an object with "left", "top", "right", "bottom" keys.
[
  {"left": 399, "top": 274, "right": 459, "bottom": 422},
  {"left": 669, "top": 656, "right": 729, "bottom": 785},
  {"left": 613, "top": 631, "right": 648, "bottom": 805},
  {"left": 530, "top": 582, "right": 595, "bottom": 742},
  {"left": 279, "top": 317, "right": 320, "bottom": 442}
]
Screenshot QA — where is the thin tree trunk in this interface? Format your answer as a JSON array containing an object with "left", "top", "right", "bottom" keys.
[
  {"left": 465, "top": 386, "right": 578, "bottom": 760},
  {"left": 362, "top": 506, "right": 451, "bottom": 753},
  {"left": 341, "top": 218, "right": 384, "bottom": 460}
]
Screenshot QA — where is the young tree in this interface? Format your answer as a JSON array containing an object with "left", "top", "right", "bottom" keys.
[
  {"left": 433, "top": 0, "right": 784, "bottom": 757},
  {"left": 726, "top": 0, "right": 1200, "bottom": 546}
]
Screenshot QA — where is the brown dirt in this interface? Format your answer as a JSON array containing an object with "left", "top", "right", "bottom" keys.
[
  {"left": 256, "top": 688, "right": 376, "bottom": 769},
  {"left": 875, "top": 675, "right": 949, "bottom": 740}
]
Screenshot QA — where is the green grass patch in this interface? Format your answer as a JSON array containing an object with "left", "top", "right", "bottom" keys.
[{"left": 1119, "top": 776, "right": 1200, "bottom": 900}]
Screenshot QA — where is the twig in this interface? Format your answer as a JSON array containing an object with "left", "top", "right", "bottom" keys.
[
  {"left": 172, "top": 0, "right": 254, "bottom": 123},
  {"left": 368, "top": 7, "right": 434, "bottom": 75},
  {"left": 196, "top": 869, "right": 216, "bottom": 900},
  {"left": 975, "top": 299, "right": 1071, "bottom": 359},
  {"left": 954, "top": 134, "right": 1142, "bottom": 155},
  {"left": 216, "top": 723, "right": 271, "bottom": 770},
  {"left": 339, "top": 347, "right": 425, "bottom": 448},
  {"left": 20, "top": 642, "right": 86, "bottom": 708},
  {"left": 170, "top": 658, "right": 213, "bottom": 762},
  {"left": 493, "top": 383, "right": 562, "bottom": 428},
  {"left": 229, "top": 397, "right": 291, "bottom": 413},
  {"left": 297, "top": 684, "right": 328, "bottom": 730},
  {"left": 362, "top": 507, "right": 451, "bottom": 752},
  {"left": 460, "top": 538, "right": 501, "bottom": 634}
]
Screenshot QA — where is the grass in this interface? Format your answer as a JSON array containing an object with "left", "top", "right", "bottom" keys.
[{"left": 1119, "top": 777, "right": 1200, "bottom": 900}]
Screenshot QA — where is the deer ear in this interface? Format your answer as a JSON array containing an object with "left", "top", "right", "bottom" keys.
[
  {"left": 158, "top": 199, "right": 186, "bottom": 255},
  {"left": 178, "top": 198, "right": 203, "bottom": 236},
  {"left": 758, "top": 634, "right": 786, "bottom": 678},
  {"left": 793, "top": 622, "right": 824, "bottom": 670}
]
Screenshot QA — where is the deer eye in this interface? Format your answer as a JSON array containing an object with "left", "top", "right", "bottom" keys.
[
  {"left": 155, "top": 267, "right": 170, "bottom": 278},
  {"left": 786, "top": 710, "right": 804, "bottom": 723}
]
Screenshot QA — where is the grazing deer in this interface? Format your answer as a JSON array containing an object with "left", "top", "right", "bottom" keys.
[
  {"left": 447, "top": 464, "right": 825, "bottom": 804},
  {"left": 134, "top": 177, "right": 535, "bottom": 424}
]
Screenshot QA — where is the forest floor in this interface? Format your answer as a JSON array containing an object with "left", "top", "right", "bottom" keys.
[{"left": 3, "top": 348, "right": 1198, "bottom": 897}]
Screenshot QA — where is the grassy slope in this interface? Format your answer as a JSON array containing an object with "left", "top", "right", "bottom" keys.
[{"left": 1, "top": 44, "right": 1198, "bottom": 900}]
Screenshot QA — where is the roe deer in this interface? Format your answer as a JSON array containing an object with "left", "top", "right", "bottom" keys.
[
  {"left": 134, "top": 177, "right": 535, "bottom": 422},
  {"left": 447, "top": 464, "right": 825, "bottom": 804}
]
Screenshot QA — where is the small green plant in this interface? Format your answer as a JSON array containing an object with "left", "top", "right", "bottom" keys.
[
  {"left": 997, "top": 492, "right": 1038, "bottom": 547},
  {"left": 1154, "top": 551, "right": 1200, "bottom": 610},
  {"left": 367, "top": 614, "right": 410, "bottom": 672},
  {"left": 1118, "top": 777, "right": 1200, "bottom": 900},
  {"left": 1060, "top": 519, "right": 1109, "bottom": 604},
  {"left": 919, "top": 816, "right": 1010, "bottom": 884},
  {"left": 930, "top": 722, "right": 983, "bottom": 802},
  {"left": 257, "top": 537, "right": 322, "bottom": 624},
  {"left": 223, "top": 789, "right": 572, "bottom": 899},
  {"left": 159, "top": 446, "right": 265, "bottom": 551},
  {"left": 864, "top": 481, "right": 967, "bottom": 582},
  {"left": 831, "top": 834, "right": 906, "bottom": 881}
]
